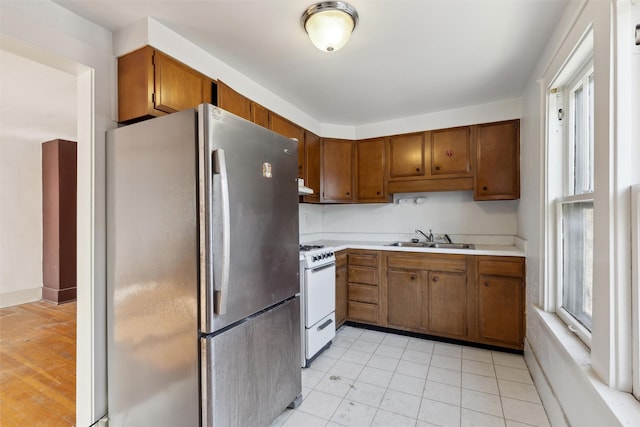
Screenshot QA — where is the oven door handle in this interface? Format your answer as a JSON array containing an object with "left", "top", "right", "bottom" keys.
[
  {"left": 317, "top": 318, "right": 333, "bottom": 331},
  {"left": 310, "top": 263, "right": 335, "bottom": 273}
]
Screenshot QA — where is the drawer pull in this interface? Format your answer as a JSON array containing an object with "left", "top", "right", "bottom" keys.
[
  {"left": 433, "top": 276, "right": 439, "bottom": 282},
  {"left": 411, "top": 275, "right": 416, "bottom": 281},
  {"left": 317, "top": 318, "right": 333, "bottom": 331},
  {"left": 485, "top": 282, "right": 490, "bottom": 287}
]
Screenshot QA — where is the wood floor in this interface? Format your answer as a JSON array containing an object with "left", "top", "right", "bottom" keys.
[{"left": 0, "top": 301, "right": 76, "bottom": 426}]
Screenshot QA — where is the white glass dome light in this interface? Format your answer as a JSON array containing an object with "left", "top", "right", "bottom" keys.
[{"left": 301, "top": 2, "right": 359, "bottom": 52}]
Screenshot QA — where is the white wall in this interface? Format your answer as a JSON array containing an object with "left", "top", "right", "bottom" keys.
[
  {"left": 319, "top": 192, "right": 517, "bottom": 240},
  {"left": 519, "top": 0, "right": 640, "bottom": 425},
  {"left": 0, "top": 141, "right": 43, "bottom": 306}
]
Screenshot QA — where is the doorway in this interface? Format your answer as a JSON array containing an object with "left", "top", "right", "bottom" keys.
[{"left": 0, "top": 36, "right": 96, "bottom": 426}]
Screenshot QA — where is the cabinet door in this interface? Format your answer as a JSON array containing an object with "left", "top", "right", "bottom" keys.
[
  {"left": 322, "top": 138, "right": 354, "bottom": 202},
  {"left": 388, "top": 132, "right": 426, "bottom": 179},
  {"left": 426, "top": 271, "right": 467, "bottom": 338},
  {"left": 478, "top": 275, "right": 524, "bottom": 347},
  {"left": 474, "top": 120, "right": 520, "bottom": 200},
  {"left": 356, "top": 137, "right": 388, "bottom": 202},
  {"left": 387, "top": 269, "right": 421, "bottom": 330},
  {"left": 217, "top": 81, "right": 251, "bottom": 120},
  {"left": 430, "top": 126, "right": 472, "bottom": 176},
  {"left": 335, "top": 264, "right": 348, "bottom": 328},
  {"left": 250, "top": 101, "right": 269, "bottom": 128},
  {"left": 269, "top": 114, "right": 306, "bottom": 179},
  {"left": 154, "top": 51, "right": 205, "bottom": 114},
  {"left": 303, "top": 130, "right": 321, "bottom": 203}
]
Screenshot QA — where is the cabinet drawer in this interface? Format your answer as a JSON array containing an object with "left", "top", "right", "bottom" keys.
[
  {"left": 348, "top": 283, "right": 378, "bottom": 304},
  {"left": 348, "top": 266, "right": 378, "bottom": 285},
  {"left": 348, "top": 301, "right": 378, "bottom": 323},
  {"left": 348, "top": 252, "right": 379, "bottom": 267},
  {"left": 387, "top": 253, "right": 466, "bottom": 272},
  {"left": 478, "top": 259, "right": 524, "bottom": 277}
]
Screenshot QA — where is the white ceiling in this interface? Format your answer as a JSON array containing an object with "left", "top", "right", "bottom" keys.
[
  {"left": 0, "top": 50, "right": 77, "bottom": 145},
  {"left": 52, "top": 0, "right": 568, "bottom": 126}
]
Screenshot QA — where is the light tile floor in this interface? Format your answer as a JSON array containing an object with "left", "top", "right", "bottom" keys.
[{"left": 271, "top": 325, "right": 550, "bottom": 427}]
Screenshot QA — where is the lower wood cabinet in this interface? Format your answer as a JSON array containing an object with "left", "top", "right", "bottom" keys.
[
  {"left": 344, "top": 250, "right": 525, "bottom": 351},
  {"left": 346, "top": 250, "right": 381, "bottom": 325},
  {"left": 335, "top": 250, "right": 348, "bottom": 328},
  {"left": 475, "top": 257, "right": 525, "bottom": 349},
  {"left": 386, "top": 253, "right": 468, "bottom": 340}
]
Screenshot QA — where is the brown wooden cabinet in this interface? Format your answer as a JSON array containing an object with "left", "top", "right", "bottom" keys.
[
  {"left": 118, "top": 46, "right": 213, "bottom": 123},
  {"left": 356, "top": 137, "right": 389, "bottom": 203},
  {"left": 250, "top": 101, "right": 270, "bottom": 128},
  {"left": 335, "top": 250, "right": 348, "bottom": 328},
  {"left": 474, "top": 120, "right": 520, "bottom": 200},
  {"left": 388, "top": 132, "right": 425, "bottom": 179},
  {"left": 386, "top": 252, "right": 468, "bottom": 339},
  {"left": 347, "top": 250, "right": 381, "bottom": 325},
  {"left": 321, "top": 138, "right": 355, "bottom": 202},
  {"left": 475, "top": 257, "right": 525, "bottom": 349},
  {"left": 430, "top": 126, "right": 472, "bottom": 177},
  {"left": 387, "top": 127, "right": 474, "bottom": 194},
  {"left": 217, "top": 80, "right": 250, "bottom": 120},
  {"left": 269, "top": 113, "right": 306, "bottom": 179}
]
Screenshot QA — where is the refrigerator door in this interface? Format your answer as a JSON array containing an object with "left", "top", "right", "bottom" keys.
[
  {"left": 106, "top": 109, "right": 200, "bottom": 426},
  {"left": 201, "top": 297, "right": 301, "bottom": 427},
  {"left": 199, "top": 104, "right": 300, "bottom": 333}
]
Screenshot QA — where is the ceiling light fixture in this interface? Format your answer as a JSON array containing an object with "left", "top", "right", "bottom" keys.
[{"left": 301, "top": 1, "right": 359, "bottom": 52}]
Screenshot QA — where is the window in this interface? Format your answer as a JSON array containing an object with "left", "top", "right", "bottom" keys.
[{"left": 552, "top": 62, "right": 595, "bottom": 345}]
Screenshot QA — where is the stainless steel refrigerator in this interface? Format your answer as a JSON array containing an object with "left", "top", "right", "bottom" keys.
[{"left": 106, "top": 104, "right": 301, "bottom": 426}]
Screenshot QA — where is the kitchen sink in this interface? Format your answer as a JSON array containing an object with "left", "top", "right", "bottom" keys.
[{"left": 387, "top": 241, "right": 475, "bottom": 250}]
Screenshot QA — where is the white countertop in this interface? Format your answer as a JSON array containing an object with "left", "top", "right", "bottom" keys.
[{"left": 302, "top": 239, "right": 525, "bottom": 257}]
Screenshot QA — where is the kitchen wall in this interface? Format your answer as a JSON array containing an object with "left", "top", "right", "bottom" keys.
[
  {"left": 300, "top": 192, "right": 518, "bottom": 243},
  {"left": 0, "top": 141, "right": 43, "bottom": 307}
]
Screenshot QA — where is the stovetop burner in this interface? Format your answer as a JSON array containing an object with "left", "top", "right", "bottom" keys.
[{"left": 300, "top": 244, "right": 324, "bottom": 252}]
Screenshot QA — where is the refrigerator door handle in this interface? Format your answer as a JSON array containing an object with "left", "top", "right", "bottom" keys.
[{"left": 213, "top": 148, "right": 231, "bottom": 315}]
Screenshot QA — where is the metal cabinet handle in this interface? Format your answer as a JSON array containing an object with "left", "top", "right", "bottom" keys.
[
  {"left": 433, "top": 276, "right": 439, "bottom": 282},
  {"left": 485, "top": 282, "right": 490, "bottom": 287},
  {"left": 415, "top": 167, "right": 420, "bottom": 172},
  {"left": 410, "top": 275, "right": 416, "bottom": 281}
]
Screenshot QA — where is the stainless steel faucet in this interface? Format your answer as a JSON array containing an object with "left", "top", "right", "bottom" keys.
[{"left": 415, "top": 228, "right": 433, "bottom": 242}]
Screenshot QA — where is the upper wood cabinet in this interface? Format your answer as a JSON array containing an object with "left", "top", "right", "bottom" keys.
[
  {"left": 387, "top": 127, "right": 474, "bottom": 194},
  {"left": 356, "top": 137, "right": 389, "bottom": 203},
  {"left": 474, "top": 120, "right": 520, "bottom": 200},
  {"left": 321, "top": 138, "right": 355, "bottom": 202},
  {"left": 303, "top": 130, "right": 321, "bottom": 203},
  {"left": 269, "top": 113, "right": 306, "bottom": 179},
  {"left": 250, "top": 101, "right": 270, "bottom": 128},
  {"left": 217, "top": 80, "right": 250, "bottom": 120},
  {"left": 430, "top": 126, "right": 472, "bottom": 177},
  {"left": 388, "top": 132, "right": 425, "bottom": 179},
  {"left": 118, "top": 46, "right": 213, "bottom": 123}
]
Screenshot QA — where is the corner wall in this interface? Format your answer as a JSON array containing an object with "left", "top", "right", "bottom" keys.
[{"left": 0, "top": 141, "right": 43, "bottom": 307}]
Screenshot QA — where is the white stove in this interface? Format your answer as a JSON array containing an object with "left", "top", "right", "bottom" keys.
[{"left": 299, "top": 245, "right": 336, "bottom": 367}]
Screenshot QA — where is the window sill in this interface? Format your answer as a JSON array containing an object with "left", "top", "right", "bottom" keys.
[{"left": 530, "top": 306, "right": 640, "bottom": 426}]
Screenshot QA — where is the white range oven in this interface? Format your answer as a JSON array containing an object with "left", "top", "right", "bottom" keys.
[{"left": 299, "top": 245, "right": 336, "bottom": 367}]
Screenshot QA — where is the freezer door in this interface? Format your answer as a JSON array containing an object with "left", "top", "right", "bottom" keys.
[
  {"left": 199, "top": 104, "right": 300, "bottom": 333},
  {"left": 201, "top": 297, "right": 301, "bottom": 427}
]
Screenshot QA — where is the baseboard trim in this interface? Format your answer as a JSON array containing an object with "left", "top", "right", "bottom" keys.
[{"left": 0, "top": 287, "right": 42, "bottom": 308}]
